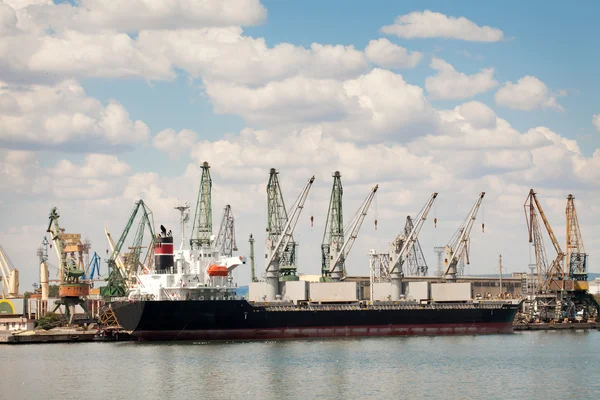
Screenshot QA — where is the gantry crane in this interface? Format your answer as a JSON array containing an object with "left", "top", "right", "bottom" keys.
[
  {"left": 389, "top": 193, "right": 437, "bottom": 300},
  {"left": 321, "top": 171, "right": 344, "bottom": 281},
  {"left": 46, "top": 207, "right": 89, "bottom": 324},
  {"left": 265, "top": 175, "right": 315, "bottom": 300},
  {"left": 215, "top": 205, "right": 238, "bottom": 258},
  {"left": 100, "top": 200, "right": 155, "bottom": 298},
  {"left": 266, "top": 168, "right": 298, "bottom": 280},
  {"left": 190, "top": 161, "right": 213, "bottom": 250},
  {"left": 328, "top": 184, "right": 378, "bottom": 281},
  {"left": 566, "top": 194, "right": 588, "bottom": 289},
  {"left": 444, "top": 193, "right": 485, "bottom": 282},
  {"left": 0, "top": 243, "right": 19, "bottom": 298},
  {"left": 524, "top": 189, "right": 565, "bottom": 291}
]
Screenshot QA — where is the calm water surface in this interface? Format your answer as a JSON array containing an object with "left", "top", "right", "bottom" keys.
[{"left": 1, "top": 331, "right": 599, "bottom": 400}]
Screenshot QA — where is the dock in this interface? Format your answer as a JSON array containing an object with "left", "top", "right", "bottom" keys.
[{"left": 0, "top": 329, "right": 97, "bottom": 344}]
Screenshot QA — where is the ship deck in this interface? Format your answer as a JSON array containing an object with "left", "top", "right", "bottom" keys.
[{"left": 256, "top": 301, "right": 520, "bottom": 312}]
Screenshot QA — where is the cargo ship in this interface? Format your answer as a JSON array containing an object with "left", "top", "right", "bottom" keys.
[
  {"left": 111, "top": 298, "right": 520, "bottom": 341},
  {"left": 108, "top": 167, "right": 521, "bottom": 341},
  {"left": 108, "top": 222, "right": 520, "bottom": 341}
]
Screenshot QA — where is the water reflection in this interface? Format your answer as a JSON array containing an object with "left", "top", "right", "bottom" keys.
[{"left": 1, "top": 332, "right": 599, "bottom": 400}]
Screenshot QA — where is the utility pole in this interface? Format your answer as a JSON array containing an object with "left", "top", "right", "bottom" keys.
[{"left": 498, "top": 254, "right": 503, "bottom": 296}]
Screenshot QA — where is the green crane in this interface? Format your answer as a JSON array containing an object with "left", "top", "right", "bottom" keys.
[
  {"left": 321, "top": 171, "right": 344, "bottom": 281},
  {"left": 190, "top": 161, "right": 213, "bottom": 250},
  {"left": 101, "top": 200, "right": 155, "bottom": 298},
  {"left": 266, "top": 168, "right": 298, "bottom": 280}
]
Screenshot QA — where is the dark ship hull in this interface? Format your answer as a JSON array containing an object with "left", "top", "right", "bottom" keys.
[{"left": 110, "top": 300, "right": 520, "bottom": 341}]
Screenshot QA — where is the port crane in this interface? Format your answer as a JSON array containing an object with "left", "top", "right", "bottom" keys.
[
  {"left": 0, "top": 243, "right": 19, "bottom": 298},
  {"left": 101, "top": 200, "right": 155, "bottom": 298},
  {"left": 321, "top": 171, "right": 344, "bottom": 281},
  {"left": 266, "top": 168, "right": 299, "bottom": 279},
  {"left": 396, "top": 216, "right": 429, "bottom": 276},
  {"left": 190, "top": 161, "right": 213, "bottom": 251},
  {"left": 265, "top": 175, "right": 315, "bottom": 300},
  {"left": 215, "top": 205, "right": 237, "bottom": 258},
  {"left": 46, "top": 207, "right": 89, "bottom": 324},
  {"left": 444, "top": 193, "right": 485, "bottom": 282},
  {"left": 565, "top": 194, "right": 588, "bottom": 287},
  {"left": 389, "top": 193, "right": 437, "bottom": 300},
  {"left": 524, "top": 189, "right": 565, "bottom": 291},
  {"left": 328, "top": 184, "right": 378, "bottom": 281}
]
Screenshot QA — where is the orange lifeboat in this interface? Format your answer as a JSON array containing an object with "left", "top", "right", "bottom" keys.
[{"left": 207, "top": 265, "right": 229, "bottom": 277}]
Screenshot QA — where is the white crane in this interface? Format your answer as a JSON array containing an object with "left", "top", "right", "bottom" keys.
[
  {"left": 389, "top": 193, "right": 438, "bottom": 300},
  {"left": 0, "top": 243, "right": 19, "bottom": 298},
  {"left": 265, "top": 175, "right": 315, "bottom": 300},
  {"left": 444, "top": 192, "right": 485, "bottom": 281},
  {"left": 329, "top": 185, "right": 379, "bottom": 281}
]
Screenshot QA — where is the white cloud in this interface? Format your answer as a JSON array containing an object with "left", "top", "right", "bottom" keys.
[
  {"left": 0, "top": 80, "right": 149, "bottom": 149},
  {"left": 364, "top": 38, "right": 422, "bottom": 69},
  {"left": 593, "top": 114, "right": 600, "bottom": 132},
  {"left": 381, "top": 10, "right": 504, "bottom": 42},
  {"left": 52, "top": 154, "right": 131, "bottom": 178},
  {"left": 137, "top": 28, "right": 369, "bottom": 85},
  {"left": 16, "top": 0, "right": 267, "bottom": 32},
  {"left": 425, "top": 58, "right": 498, "bottom": 100},
  {"left": 206, "top": 69, "right": 439, "bottom": 143},
  {"left": 153, "top": 128, "right": 199, "bottom": 159},
  {"left": 495, "top": 76, "right": 563, "bottom": 111},
  {"left": 0, "top": 2, "right": 18, "bottom": 35}
]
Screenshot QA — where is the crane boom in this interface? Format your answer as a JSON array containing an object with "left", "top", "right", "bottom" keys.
[
  {"left": 390, "top": 193, "right": 438, "bottom": 275},
  {"left": 444, "top": 192, "right": 485, "bottom": 281},
  {"left": 215, "top": 205, "right": 237, "bottom": 258},
  {"left": 265, "top": 175, "right": 315, "bottom": 300},
  {"left": 329, "top": 185, "right": 378, "bottom": 281},
  {"left": 100, "top": 200, "right": 155, "bottom": 298}
]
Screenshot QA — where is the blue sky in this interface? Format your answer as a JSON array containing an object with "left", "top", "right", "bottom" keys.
[{"left": 1, "top": 0, "right": 599, "bottom": 289}]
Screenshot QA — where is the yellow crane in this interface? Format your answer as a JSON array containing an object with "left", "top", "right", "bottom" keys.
[{"left": 0, "top": 243, "right": 19, "bottom": 298}]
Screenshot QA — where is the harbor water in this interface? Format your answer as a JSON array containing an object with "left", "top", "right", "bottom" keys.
[{"left": 1, "top": 331, "right": 599, "bottom": 400}]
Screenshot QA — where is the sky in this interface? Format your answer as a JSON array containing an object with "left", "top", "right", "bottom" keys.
[{"left": 1, "top": 0, "right": 599, "bottom": 291}]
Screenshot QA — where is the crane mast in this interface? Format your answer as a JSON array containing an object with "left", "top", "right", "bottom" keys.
[
  {"left": 215, "top": 205, "right": 238, "bottom": 258},
  {"left": 566, "top": 194, "right": 588, "bottom": 287},
  {"left": 389, "top": 193, "right": 437, "bottom": 299},
  {"left": 444, "top": 192, "right": 485, "bottom": 282},
  {"left": 190, "top": 161, "right": 213, "bottom": 250},
  {"left": 265, "top": 175, "right": 315, "bottom": 300},
  {"left": 266, "top": 168, "right": 298, "bottom": 277},
  {"left": 321, "top": 171, "right": 344, "bottom": 281},
  {"left": 329, "top": 185, "right": 378, "bottom": 281}
]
